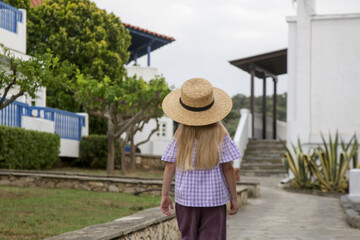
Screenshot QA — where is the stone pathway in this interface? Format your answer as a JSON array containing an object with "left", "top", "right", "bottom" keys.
[{"left": 227, "top": 177, "right": 360, "bottom": 240}]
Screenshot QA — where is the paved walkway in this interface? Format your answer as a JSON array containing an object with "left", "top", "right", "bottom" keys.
[{"left": 227, "top": 177, "right": 360, "bottom": 240}]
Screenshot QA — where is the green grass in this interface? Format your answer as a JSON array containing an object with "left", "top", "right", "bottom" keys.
[{"left": 0, "top": 186, "right": 161, "bottom": 240}]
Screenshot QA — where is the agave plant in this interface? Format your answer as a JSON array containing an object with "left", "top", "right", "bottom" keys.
[
  {"left": 341, "top": 135, "right": 359, "bottom": 169},
  {"left": 306, "top": 132, "right": 359, "bottom": 193},
  {"left": 281, "top": 139, "right": 315, "bottom": 189}
]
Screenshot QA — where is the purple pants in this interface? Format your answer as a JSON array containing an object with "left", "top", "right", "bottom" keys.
[{"left": 175, "top": 203, "right": 227, "bottom": 240}]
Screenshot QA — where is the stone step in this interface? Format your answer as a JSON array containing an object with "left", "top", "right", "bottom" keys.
[
  {"left": 241, "top": 163, "right": 285, "bottom": 170},
  {"left": 243, "top": 161, "right": 283, "bottom": 166},
  {"left": 243, "top": 156, "right": 283, "bottom": 162},
  {"left": 246, "top": 145, "right": 285, "bottom": 150},
  {"left": 244, "top": 152, "right": 285, "bottom": 158},
  {"left": 249, "top": 139, "right": 285, "bottom": 144},
  {"left": 240, "top": 169, "right": 288, "bottom": 177},
  {"left": 240, "top": 140, "right": 287, "bottom": 177},
  {"left": 245, "top": 148, "right": 285, "bottom": 153}
]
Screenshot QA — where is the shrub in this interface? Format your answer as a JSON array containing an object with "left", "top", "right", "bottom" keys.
[
  {"left": 0, "top": 126, "right": 60, "bottom": 169},
  {"left": 282, "top": 132, "right": 359, "bottom": 192},
  {"left": 77, "top": 135, "right": 121, "bottom": 168}
]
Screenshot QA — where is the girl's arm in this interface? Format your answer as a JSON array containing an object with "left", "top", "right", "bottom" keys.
[
  {"left": 160, "top": 162, "right": 176, "bottom": 215},
  {"left": 222, "top": 162, "right": 239, "bottom": 215}
]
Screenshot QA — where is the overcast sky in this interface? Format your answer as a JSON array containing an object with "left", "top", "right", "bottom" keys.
[{"left": 92, "top": 0, "right": 360, "bottom": 97}]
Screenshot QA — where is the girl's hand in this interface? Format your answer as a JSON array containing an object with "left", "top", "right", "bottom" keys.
[
  {"left": 229, "top": 198, "right": 239, "bottom": 215},
  {"left": 160, "top": 195, "right": 174, "bottom": 215}
]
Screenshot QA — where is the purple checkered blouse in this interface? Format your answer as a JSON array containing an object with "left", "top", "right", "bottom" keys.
[{"left": 161, "top": 135, "right": 241, "bottom": 207}]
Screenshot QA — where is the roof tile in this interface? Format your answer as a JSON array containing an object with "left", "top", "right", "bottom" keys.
[{"left": 123, "top": 23, "right": 175, "bottom": 42}]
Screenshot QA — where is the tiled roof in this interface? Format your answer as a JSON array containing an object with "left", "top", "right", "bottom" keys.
[
  {"left": 30, "top": 0, "right": 45, "bottom": 8},
  {"left": 123, "top": 23, "right": 175, "bottom": 42}
]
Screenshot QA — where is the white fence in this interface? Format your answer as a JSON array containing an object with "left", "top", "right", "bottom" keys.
[{"left": 233, "top": 108, "right": 287, "bottom": 168}]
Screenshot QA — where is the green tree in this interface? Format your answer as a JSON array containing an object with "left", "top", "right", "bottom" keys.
[
  {"left": 126, "top": 94, "right": 166, "bottom": 169},
  {"left": 72, "top": 74, "right": 170, "bottom": 175},
  {"left": 0, "top": 46, "right": 52, "bottom": 110},
  {"left": 27, "top": 0, "right": 131, "bottom": 134},
  {"left": 1, "top": 0, "right": 30, "bottom": 12}
]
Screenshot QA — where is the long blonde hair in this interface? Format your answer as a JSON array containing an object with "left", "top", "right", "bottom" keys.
[{"left": 174, "top": 122, "right": 228, "bottom": 171}]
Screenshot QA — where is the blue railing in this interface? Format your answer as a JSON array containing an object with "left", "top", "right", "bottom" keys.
[
  {"left": 28, "top": 106, "right": 85, "bottom": 140},
  {"left": 0, "top": 99, "right": 28, "bottom": 127},
  {"left": 0, "top": 1, "right": 23, "bottom": 33},
  {"left": 0, "top": 100, "right": 85, "bottom": 140}
]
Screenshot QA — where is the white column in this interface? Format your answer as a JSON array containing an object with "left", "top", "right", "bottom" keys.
[
  {"left": 349, "top": 169, "right": 360, "bottom": 198},
  {"left": 293, "top": 0, "right": 316, "bottom": 144}
]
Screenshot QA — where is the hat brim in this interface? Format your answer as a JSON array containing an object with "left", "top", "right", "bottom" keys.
[{"left": 162, "top": 87, "right": 233, "bottom": 126}]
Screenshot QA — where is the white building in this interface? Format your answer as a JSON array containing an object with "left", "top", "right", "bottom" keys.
[
  {"left": 124, "top": 23, "right": 176, "bottom": 155},
  {"left": 126, "top": 65, "right": 175, "bottom": 155},
  {"left": 230, "top": 0, "right": 360, "bottom": 147},
  {"left": 229, "top": 0, "right": 360, "bottom": 173},
  {"left": 0, "top": 1, "right": 88, "bottom": 158},
  {"left": 0, "top": 1, "right": 176, "bottom": 157},
  {"left": 287, "top": 0, "right": 360, "bottom": 147}
]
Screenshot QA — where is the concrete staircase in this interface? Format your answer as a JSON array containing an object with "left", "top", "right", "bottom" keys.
[{"left": 240, "top": 139, "right": 288, "bottom": 177}]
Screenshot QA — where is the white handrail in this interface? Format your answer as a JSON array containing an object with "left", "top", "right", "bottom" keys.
[{"left": 233, "top": 108, "right": 251, "bottom": 168}]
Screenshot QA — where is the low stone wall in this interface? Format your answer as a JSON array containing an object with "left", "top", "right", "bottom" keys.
[
  {"left": 237, "top": 182, "right": 260, "bottom": 198},
  {"left": 45, "top": 185, "right": 250, "bottom": 240},
  {"left": 0, "top": 169, "right": 172, "bottom": 196},
  {"left": 45, "top": 207, "right": 180, "bottom": 240},
  {"left": 340, "top": 195, "right": 360, "bottom": 228},
  {"left": 124, "top": 153, "right": 164, "bottom": 170}
]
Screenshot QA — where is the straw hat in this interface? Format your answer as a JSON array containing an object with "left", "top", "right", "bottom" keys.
[{"left": 162, "top": 78, "right": 232, "bottom": 126}]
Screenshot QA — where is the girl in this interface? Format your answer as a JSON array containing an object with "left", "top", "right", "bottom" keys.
[{"left": 160, "top": 78, "right": 241, "bottom": 240}]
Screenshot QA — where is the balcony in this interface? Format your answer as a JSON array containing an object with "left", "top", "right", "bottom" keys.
[
  {"left": 0, "top": 1, "right": 27, "bottom": 54},
  {"left": 0, "top": 1, "right": 23, "bottom": 33}
]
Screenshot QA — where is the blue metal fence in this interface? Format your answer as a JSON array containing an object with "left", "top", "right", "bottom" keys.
[
  {"left": 0, "top": 100, "right": 28, "bottom": 127},
  {"left": 0, "top": 100, "right": 85, "bottom": 140},
  {"left": 0, "top": 1, "right": 23, "bottom": 33}
]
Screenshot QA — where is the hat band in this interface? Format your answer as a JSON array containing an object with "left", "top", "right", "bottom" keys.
[{"left": 179, "top": 98, "right": 215, "bottom": 112}]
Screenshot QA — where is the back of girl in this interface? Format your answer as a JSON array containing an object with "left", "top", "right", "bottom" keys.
[{"left": 160, "top": 78, "right": 241, "bottom": 240}]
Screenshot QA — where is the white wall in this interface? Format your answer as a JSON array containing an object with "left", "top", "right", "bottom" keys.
[
  {"left": 310, "top": 15, "right": 360, "bottom": 142},
  {"left": 125, "top": 65, "right": 173, "bottom": 155},
  {"left": 253, "top": 113, "right": 287, "bottom": 140},
  {"left": 286, "top": 1, "right": 360, "bottom": 146},
  {"left": 77, "top": 112, "right": 89, "bottom": 137},
  {"left": 126, "top": 66, "right": 159, "bottom": 82},
  {"left": 133, "top": 116, "right": 174, "bottom": 155},
  {"left": 0, "top": 9, "right": 26, "bottom": 54},
  {"left": 22, "top": 116, "right": 54, "bottom": 133},
  {"left": 10, "top": 87, "right": 46, "bottom": 107},
  {"left": 60, "top": 138, "right": 80, "bottom": 158}
]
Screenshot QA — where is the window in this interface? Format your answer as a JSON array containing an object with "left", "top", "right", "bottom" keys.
[{"left": 156, "top": 121, "right": 167, "bottom": 138}]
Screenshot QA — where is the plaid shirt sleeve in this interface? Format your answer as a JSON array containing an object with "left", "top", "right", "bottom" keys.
[
  {"left": 220, "top": 135, "right": 242, "bottom": 163},
  {"left": 161, "top": 139, "right": 177, "bottom": 162}
]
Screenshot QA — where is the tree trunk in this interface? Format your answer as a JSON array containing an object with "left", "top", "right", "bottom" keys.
[
  {"left": 120, "top": 143, "right": 126, "bottom": 174},
  {"left": 130, "top": 127, "right": 136, "bottom": 169},
  {"left": 107, "top": 120, "right": 115, "bottom": 176}
]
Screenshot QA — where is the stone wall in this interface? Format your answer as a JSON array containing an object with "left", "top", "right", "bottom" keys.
[
  {"left": 117, "top": 217, "right": 179, "bottom": 240},
  {"left": 45, "top": 207, "right": 180, "bottom": 240},
  {"left": 340, "top": 195, "right": 360, "bottom": 228},
  {"left": 124, "top": 153, "right": 165, "bottom": 170},
  {"left": 0, "top": 170, "right": 172, "bottom": 196}
]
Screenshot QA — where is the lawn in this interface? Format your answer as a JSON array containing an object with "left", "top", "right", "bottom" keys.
[{"left": 0, "top": 186, "right": 161, "bottom": 240}]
